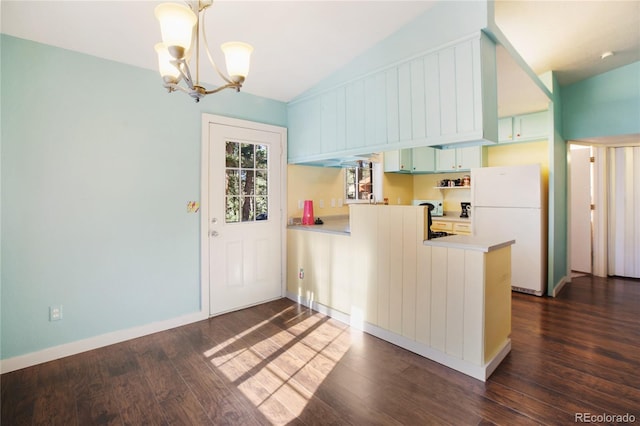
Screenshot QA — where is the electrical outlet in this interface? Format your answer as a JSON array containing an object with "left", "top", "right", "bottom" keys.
[
  {"left": 331, "top": 198, "right": 336, "bottom": 208},
  {"left": 49, "top": 305, "right": 63, "bottom": 321},
  {"left": 298, "top": 199, "right": 304, "bottom": 209},
  {"left": 338, "top": 198, "right": 343, "bottom": 207},
  {"left": 319, "top": 199, "right": 325, "bottom": 208}
]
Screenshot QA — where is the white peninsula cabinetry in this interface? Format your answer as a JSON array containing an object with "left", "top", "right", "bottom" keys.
[{"left": 287, "top": 205, "right": 513, "bottom": 381}]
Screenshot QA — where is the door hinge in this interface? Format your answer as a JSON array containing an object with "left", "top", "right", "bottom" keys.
[
  {"left": 590, "top": 156, "right": 595, "bottom": 163},
  {"left": 590, "top": 204, "right": 595, "bottom": 210}
]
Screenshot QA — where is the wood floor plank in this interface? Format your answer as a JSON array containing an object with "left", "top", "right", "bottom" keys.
[
  {"left": 2, "top": 275, "right": 639, "bottom": 425},
  {"left": 0, "top": 366, "right": 38, "bottom": 425}
]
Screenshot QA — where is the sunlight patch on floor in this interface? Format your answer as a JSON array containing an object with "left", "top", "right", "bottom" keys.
[{"left": 204, "top": 306, "right": 351, "bottom": 424}]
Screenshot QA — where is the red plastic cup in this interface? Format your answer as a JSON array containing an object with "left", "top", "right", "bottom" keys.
[{"left": 302, "top": 200, "right": 314, "bottom": 225}]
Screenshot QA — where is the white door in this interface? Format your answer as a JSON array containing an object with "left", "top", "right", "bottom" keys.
[
  {"left": 205, "top": 117, "right": 285, "bottom": 316},
  {"left": 570, "top": 145, "right": 592, "bottom": 273}
]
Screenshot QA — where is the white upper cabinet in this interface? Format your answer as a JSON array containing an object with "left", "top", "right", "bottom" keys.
[
  {"left": 435, "top": 146, "right": 483, "bottom": 172},
  {"left": 287, "top": 96, "right": 322, "bottom": 160},
  {"left": 498, "top": 117, "right": 514, "bottom": 142},
  {"left": 384, "top": 149, "right": 412, "bottom": 172},
  {"left": 384, "top": 146, "right": 436, "bottom": 173},
  {"left": 498, "top": 110, "right": 549, "bottom": 144},
  {"left": 287, "top": 32, "right": 498, "bottom": 164},
  {"left": 412, "top": 146, "right": 436, "bottom": 172},
  {"left": 514, "top": 110, "right": 549, "bottom": 142}
]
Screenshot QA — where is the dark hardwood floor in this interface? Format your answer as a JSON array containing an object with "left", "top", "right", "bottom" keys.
[{"left": 2, "top": 274, "right": 639, "bottom": 425}]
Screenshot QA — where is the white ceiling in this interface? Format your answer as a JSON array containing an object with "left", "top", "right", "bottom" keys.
[{"left": 2, "top": 0, "right": 639, "bottom": 115}]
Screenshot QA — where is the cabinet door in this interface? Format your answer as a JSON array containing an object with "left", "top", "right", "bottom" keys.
[
  {"left": 346, "top": 79, "right": 365, "bottom": 149},
  {"left": 498, "top": 117, "right": 513, "bottom": 143},
  {"left": 454, "top": 40, "right": 475, "bottom": 134},
  {"left": 435, "top": 149, "right": 457, "bottom": 172},
  {"left": 287, "top": 97, "right": 322, "bottom": 161},
  {"left": 398, "top": 62, "right": 412, "bottom": 142},
  {"left": 320, "top": 87, "right": 347, "bottom": 155},
  {"left": 371, "top": 72, "right": 387, "bottom": 146},
  {"left": 457, "top": 146, "right": 481, "bottom": 170},
  {"left": 412, "top": 146, "right": 435, "bottom": 172},
  {"left": 439, "top": 47, "right": 457, "bottom": 135},
  {"left": 386, "top": 67, "right": 400, "bottom": 144},
  {"left": 410, "top": 58, "right": 426, "bottom": 140},
  {"left": 383, "top": 149, "right": 412, "bottom": 172},
  {"left": 321, "top": 90, "right": 338, "bottom": 154},
  {"left": 424, "top": 52, "right": 441, "bottom": 139},
  {"left": 514, "top": 110, "right": 548, "bottom": 141}
]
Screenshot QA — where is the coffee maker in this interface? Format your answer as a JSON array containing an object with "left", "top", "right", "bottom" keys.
[{"left": 460, "top": 202, "right": 471, "bottom": 218}]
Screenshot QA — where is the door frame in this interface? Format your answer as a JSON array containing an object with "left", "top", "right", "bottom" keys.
[{"left": 200, "top": 114, "right": 288, "bottom": 316}]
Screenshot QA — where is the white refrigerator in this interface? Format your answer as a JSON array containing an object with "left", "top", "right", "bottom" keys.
[{"left": 471, "top": 164, "right": 546, "bottom": 296}]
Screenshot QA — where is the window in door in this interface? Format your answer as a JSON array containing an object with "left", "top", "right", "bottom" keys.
[{"left": 225, "top": 141, "right": 268, "bottom": 222}]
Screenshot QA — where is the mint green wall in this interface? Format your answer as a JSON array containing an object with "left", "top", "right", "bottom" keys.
[
  {"left": 547, "top": 72, "right": 568, "bottom": 295},
  {"left": 294, "top": 1, "right": 489, "bottom": 100},
  {"left": 562, "top": 61, "right": 640, "bottom": 140},
  {"left": 0, "top": 35, "right": 286, "bottom": 359}
]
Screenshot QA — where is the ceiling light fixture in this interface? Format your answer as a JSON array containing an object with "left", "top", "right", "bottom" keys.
[
  {"left": 154, "top": 0, "right": 253, "bottom": 102},
  {"left": 600, "top": 51, "right": 614, "bottom": 60}
]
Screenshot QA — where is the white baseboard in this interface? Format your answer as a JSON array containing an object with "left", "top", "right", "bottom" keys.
[
  {"left": 286, "top": 292, "right": 509, "bottom": 382},
  {"left": 1, "top": 311, "right": 207, "bottom": 374},
  {"left": 552, "top": 275, "right": 569, "bottom": 297}
]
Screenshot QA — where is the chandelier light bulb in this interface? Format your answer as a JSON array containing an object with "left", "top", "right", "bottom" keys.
[
  {"left": 154, "top": 43, "right": 181, "bottom": 82},
  {"left": 155, "top": 3, "right": 197, "bottom": 55},
  {"left": 221, "top": 42, "right": 254, "bottom": 81}
]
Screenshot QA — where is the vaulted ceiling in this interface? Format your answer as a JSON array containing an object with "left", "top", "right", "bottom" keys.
[{"left": 2, "top": 0, "right": 639, "bottom": 113}]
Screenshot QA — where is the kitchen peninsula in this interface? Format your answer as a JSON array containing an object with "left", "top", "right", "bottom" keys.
[{"left": 287, "top": 204, "right": 514, "bottom": 381}]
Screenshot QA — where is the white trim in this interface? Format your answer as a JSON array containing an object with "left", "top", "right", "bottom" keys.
[
  {"left": 552, "top": 275, "right": 569, "bottom": 297},
  {"left": 592, "top": 146, "right": 608, "bottom": 277},
  {"left": 201, "top": 114, "right": 288, "bottom": 318},
  {"left": 286, "top": 291, "right": 510, "bottom": 382},
  {"left": 1, "top": 311, "right": 206, "bottom": 374}
]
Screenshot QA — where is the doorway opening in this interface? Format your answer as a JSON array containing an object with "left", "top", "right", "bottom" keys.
[
  {"left": 569, "top": 144, "right": 593, "bottom": 277},
  {"left": 570, "top": 143, "right": 640, "bottom": 280}
]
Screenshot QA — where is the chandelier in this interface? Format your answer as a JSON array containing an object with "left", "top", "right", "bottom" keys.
[{"left": 154, "top": 0, "right": 253, "bottom": 102}]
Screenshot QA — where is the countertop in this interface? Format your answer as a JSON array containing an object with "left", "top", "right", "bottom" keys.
[
  {"left": 431, "top": 213, "right": 471, "bottom": 223},
  {"left": 423, "top": 234, "right": 514, "bottom": 252},
  {"left": 287, "top": 215, "right": 350, "bottom": 235}
]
